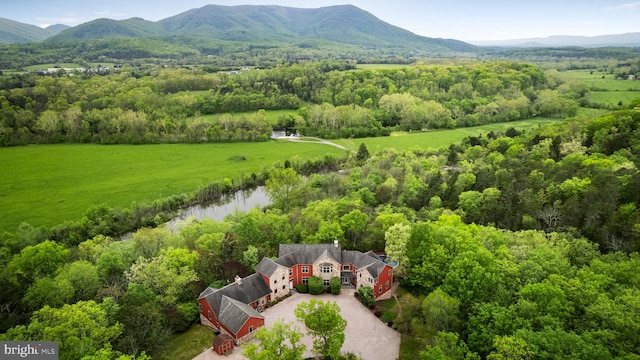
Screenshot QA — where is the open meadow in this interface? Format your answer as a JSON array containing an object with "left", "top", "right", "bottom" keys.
[
  {"left": 335, "top": 117, "right": 561, "bottom": 153},
  {"left": 0, "top": 141, "right": 344, "bottom": 232}
]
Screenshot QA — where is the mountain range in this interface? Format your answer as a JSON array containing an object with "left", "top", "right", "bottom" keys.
[
  {"left": 0, "top": 18, "right": 69, "bottom": 44},
  {"left": 0, "top": 5, "right": 475, "bottom": 55},
  {"left": 470, "top": 33, "right": 640, "bottom": 48},
  {"left": 1, "top": 4, "right": 638, "bottom": 61}
]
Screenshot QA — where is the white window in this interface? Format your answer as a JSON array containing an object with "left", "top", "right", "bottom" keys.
[
  {"left": 388, "top": 269, "right": 392, "bottom": 276},
  {"left": 207, "top": 310, "right": 212, "bottom": 320},
  {"left": 378, "top": 285, "right": 382, "bottom": 293},
  {"left": 374, "top": 277, "right": 379, "bottom": 284},
  {"left": 321, "top": 265, "right": 333, "bottom": 273},
  {"left": 343, "top": 264, "right": 350, "bottom": 271},
  {"left": 282, "top": 285, "right": 286, "bottom": 290},
  {"left": 289, "top": 269, "right": 293, "bottom": 276},
  {"left": 369, "top": 277, "right": 373, "bottom": 284},
  {"left": 385, "top": 280, "right": 390, "bottom": 289},
  {"left": 249, "top": 326, "right": 253, "bottom": 333},
  {"left": 274, "top": 289, "right": 278, "bottom": 294},
  {"left": 324, "top": 279, "right": 330, "bottom": 286},
  {"left": 282, "top": 274, "right": 285, "bottom": 280},
  {"left": 302, "top": 277, "right": 309, "bottom": 284},
  {"left": 274, "top": 279, "right": 277, "bottom": 284},
  {"left": 302, "top": 266, "right": 309, "bottom": 273}
]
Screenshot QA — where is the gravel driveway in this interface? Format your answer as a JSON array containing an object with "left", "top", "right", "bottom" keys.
[{"left": 193, "top": 289, "right": 400, "bottom": 360}]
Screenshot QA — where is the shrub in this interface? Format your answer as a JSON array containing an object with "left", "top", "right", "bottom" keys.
[
  {"left": 357, "top": 286, "right": 375, "bottom": 308},
  {"left": 308, "top": 276, "right": 325, "bottom": 295},
  {"left": 381, "top": 310, "right": 397, "bottom": 323},
  {"left": 295, "top": 283, "right": 309, "bottom": 293},
  {"left": 330, "top": 277, "right": 341, "bottom": 295}
]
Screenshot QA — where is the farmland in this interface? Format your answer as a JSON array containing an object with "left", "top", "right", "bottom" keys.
[{"left": 0, "top": 141, "right": 344, "bottom": 232}]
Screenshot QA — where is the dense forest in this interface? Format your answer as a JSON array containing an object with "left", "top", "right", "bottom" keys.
[
  {"left": 1, "top": 61, "right": 590, "bottom": 145},
  {"left": 2, "top": 103, "right": 640, "bottom": 359}
]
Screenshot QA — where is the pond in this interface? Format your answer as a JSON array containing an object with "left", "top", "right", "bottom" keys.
[{"left": 166, "top": 186, "right": 271, "bottom": 231}]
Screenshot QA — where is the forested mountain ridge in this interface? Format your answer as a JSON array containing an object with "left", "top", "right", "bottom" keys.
[
  {"left": 6, "top": 5, "right": 475, "bottom": 57},
  {"left": 0, "top": 18, "right": 68, "bottom": 44}
]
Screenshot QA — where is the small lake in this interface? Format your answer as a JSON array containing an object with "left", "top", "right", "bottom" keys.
[{"left": 166, "top": 186, "right": 271, "bottom": 231}]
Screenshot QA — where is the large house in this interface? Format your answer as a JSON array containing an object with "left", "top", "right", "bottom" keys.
[{"left": 198, "top": 242, "right": 394, "bottom": 343}]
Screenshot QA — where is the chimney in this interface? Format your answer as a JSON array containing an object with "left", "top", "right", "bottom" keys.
[
  {"left": 333, "top": 239, "right": 339, "bottom": 248},
  {"left": 235, "top": 275, "right": 242, "bottom": 285}
]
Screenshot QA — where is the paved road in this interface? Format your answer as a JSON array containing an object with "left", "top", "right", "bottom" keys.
[{"left": 193, "top": 289, "right": 400, "bottom": 360}]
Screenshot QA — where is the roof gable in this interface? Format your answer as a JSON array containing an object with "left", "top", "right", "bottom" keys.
[
  {"left": 219, "top": 295, "right": 264, "bottom": 334},
  {"left": 201, "top": 272, "right": 271, "bottom": 317},
  {"left": 255, "top": 257, "right": 284, "bottom": 277}
]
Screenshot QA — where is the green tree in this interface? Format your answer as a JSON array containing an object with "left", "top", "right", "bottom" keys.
[
  {"left": 242, "top": 320, "right": 306, "bottom": 360},
  {"left": 294, "top": 299, "right": 347, "bottom": 359},
  {"left": 384, "top": 223, "right": 411, "bottom": 276},
  {"left": 266, "top": 167, "right": 304, "bottom": 212},
  {"left": 3, "top": 300, "right": 122, "bottom": 360},
  {"left": 422, "top": 288, "right": 461, "bottom": 335},
  {"left": 8, "top": 240, "right": 70, "bottom": 284},
  {"left": 243, "top": 244, "right": 260, "bottom": 270},
  {"left": 421, "top": 332, "right": 479, "bottom": 360},
  {"left": 356, "top": 143, "right": 370, "bottom": 163}
]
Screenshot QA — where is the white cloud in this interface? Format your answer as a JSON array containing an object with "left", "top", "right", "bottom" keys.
[{"left": 612, "top": 1, "right": 640, "bottom": 9}]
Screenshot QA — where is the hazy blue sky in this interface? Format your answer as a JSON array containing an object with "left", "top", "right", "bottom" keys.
[{"left": 3, "top": 0, "right": 640, "bottom": 41}]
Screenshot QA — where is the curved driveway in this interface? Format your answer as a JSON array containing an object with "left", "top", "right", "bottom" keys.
[{"left": 193, "top": 289, "right": 400, "bottom": 360}]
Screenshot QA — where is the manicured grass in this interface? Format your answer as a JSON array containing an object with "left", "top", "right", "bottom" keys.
[
  {"left": 153, "top": 324, "right": 214, "bottom": 360},
  {"left": 0, "top": 141, "right": 345, "bottom": 232},
  {"left": 334, "top": 118, "right": 560, "bottom": 153}
]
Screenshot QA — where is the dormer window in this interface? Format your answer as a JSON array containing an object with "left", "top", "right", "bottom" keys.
[{"left": 321, "top": 264, "right": 333, "bottom": 273}]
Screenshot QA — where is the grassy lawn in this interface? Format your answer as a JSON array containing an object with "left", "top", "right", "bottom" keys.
[
  {"left": 153, "top": 324, "right": 213, "bottom": 360},
  {"left": 0, "top": 141, "right": 344, "bottom": 232},
  {"left": 335, "top": 117, "right": 560, "bottom": 153}
]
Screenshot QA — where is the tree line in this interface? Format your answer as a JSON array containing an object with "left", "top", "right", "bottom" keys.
[{"left": 1, "top": 61, "right": 587, "bottom": 145}]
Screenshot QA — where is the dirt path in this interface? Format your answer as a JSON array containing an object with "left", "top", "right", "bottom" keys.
[{"left": 280, "top": 136, "right": 349, "bottom": 151}]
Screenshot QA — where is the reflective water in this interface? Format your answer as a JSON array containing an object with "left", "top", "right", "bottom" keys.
[{"left": 167, "top": 186, "right": 270, "bottom": 230}]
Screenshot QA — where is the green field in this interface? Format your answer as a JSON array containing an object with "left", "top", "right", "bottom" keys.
[
  {"left": 0, "top": 141, "right": 345, "bottom": 232},
  {"left": 559, "top": 70, "right": 640, "bottom": 91},
  {"left": 153, "top": 324, "right": 213, "bottom": 360},
  {"left": 589, "top": 91, "right": 640, "bottom": 107},
  {"left": 334, "top": 118, "right": 560, "bottom": 153}
]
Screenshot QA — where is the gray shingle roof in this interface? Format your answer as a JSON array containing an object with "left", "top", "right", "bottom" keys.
[
  {"left": 218, "top": 295, "right": 264, "bottom": 335},
  {"left": 278, "top": 243, "right": 341, "bottom": 264},
  {"left": 277, "top": 244, "right": 388, "bottom": 278},
  {"left": 200, "top": 272, "right": 271, "bottom": 319},
  {"left": 255, "top": 257, "right": 282, "bottom": 277}
]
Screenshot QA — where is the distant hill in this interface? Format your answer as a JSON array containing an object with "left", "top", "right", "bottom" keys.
[
  {"left": 471, "top": 32, "right": 640, "bottom": 48},
  {"left": 0, "top": 18, "right": 68, "bottom": 44},
  {"left": 50, "top": 17, "right": 162, "bottom": 41},
  {"left": 41, "top": 4, "right": 475, "bottom": 55},
  {"left": 157, "top": 5, "right": 475, "bottom": 53}
]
